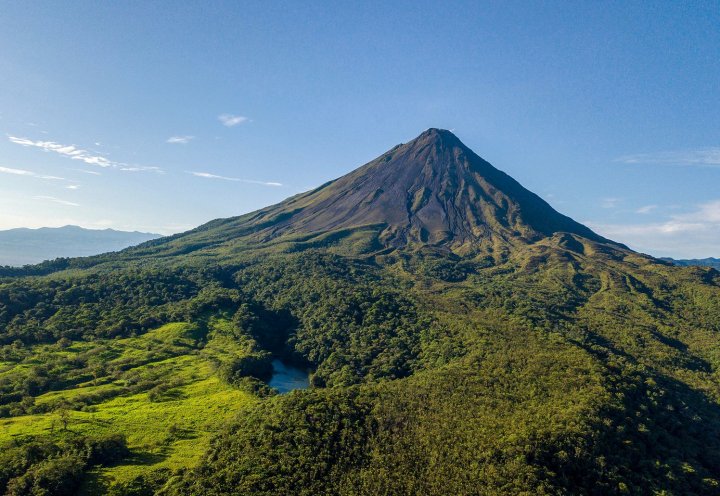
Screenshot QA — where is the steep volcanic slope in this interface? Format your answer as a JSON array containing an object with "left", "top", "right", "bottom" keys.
[
  {"left": 261, "top": 128, "right": 613, "bottom": 245},
  {"left": 127, "top": 129, "right": 620, "bottom": 261}
]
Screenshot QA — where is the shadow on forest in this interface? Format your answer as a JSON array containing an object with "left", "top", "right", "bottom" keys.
[
  {"left": 125, "top": 450, "right": 168, "bottom": 467},
  {"left": 80, "top": 449, "right": 170, "bottom": 495},
  {"left": 557, "top": 330, "right": 720, "bottom": 495}
]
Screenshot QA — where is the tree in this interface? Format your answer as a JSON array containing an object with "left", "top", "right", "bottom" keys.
[{"left": 56, "top": 402, "right": 72, "bottom": 431}]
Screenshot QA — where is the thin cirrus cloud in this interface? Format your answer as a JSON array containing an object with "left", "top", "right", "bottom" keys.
[
  {"left": 636, "top": 205, "right": 657, "bottom": 214},
  {"left": 601, "top": 197, "right": 621, "bottom": 209},
  {"left": 9, "top": 136, "right": 115, "bottom": 167},
  {"left": 0, "top": 165, "right": 65, "bottom": 181},
  {"left": 73, "top": 168, "right": 101, "bottom": 176},
  {"left": 8, "top": 136, "right": 162, "bottom": 173},
  {"left": 218, "top": 114, "right": 248, "bottom": 127},
  {"left": 188, "top": 171, "right": 282, "bottom": 187},
  {"left": 119, "top": 166, "right": 164, "bottom": 173},
  {"left": 32, "top": 195, "right": 80, "bottom": 207},
  {"left": 166, "top": 135, "right": 194, "bottom": 144},
  {"left": 616, "top": 148, "right": 720, "bottom": 167}
]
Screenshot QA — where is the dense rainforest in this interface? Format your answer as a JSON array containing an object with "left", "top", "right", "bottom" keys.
[{"left": 1, "top": 130, "right": 719, "bottom": 495}]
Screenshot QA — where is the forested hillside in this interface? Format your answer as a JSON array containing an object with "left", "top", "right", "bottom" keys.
[{"left": 1, "top": 130, "right": 719, "bottom": 495}]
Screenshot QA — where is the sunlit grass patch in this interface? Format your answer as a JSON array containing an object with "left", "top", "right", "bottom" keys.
[{"left": 0, "top": 320, "right": 255, "bottom": 493}]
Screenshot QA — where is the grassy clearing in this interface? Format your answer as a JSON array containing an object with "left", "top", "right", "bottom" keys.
[{"left": 0, "top": 320, "right": 255, "bottom": 493}]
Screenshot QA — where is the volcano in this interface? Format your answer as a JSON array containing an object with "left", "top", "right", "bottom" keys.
[
  {"left": 255, "top": 128, "right": 613, "bottom": 245},
  {"left": 138, "top": 129, "right": 621, "bottom": 260}
]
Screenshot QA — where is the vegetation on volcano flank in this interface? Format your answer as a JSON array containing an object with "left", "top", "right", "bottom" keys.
[{"left": 1, "top": 130, "right": 720, "bottom": 495}]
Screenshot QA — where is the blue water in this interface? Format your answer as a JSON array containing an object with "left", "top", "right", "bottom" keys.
[{"left": 268, "top": 359, "right": 310, "bottom": 393}]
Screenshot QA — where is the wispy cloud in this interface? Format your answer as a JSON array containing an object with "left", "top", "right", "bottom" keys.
[
  {"left": 72, "top": 168, "right": 101, "bottom": 176},
  {"left": 589, "top": 199, "right": 720, "bottom": 258},
  {"left": 218, "top": 114, "right": 248, "bottom": 127},
  {"left": 65, "top": 184, "right": 80, "bottom": 190},
  {"left": 33, "top": 195, "right": 80, "bottom": 207},
  {"left": 616, "top": 148, "right": 720, "bottom": 167},
  {"left": 188, "top": 171, "right": 282, "bottom": 187},
  {"left": 9, "top": 136, "right": 115, "bottom": 167},
  {"left": 119, "top": 166, "right": 164, "bottom": 173},
  {"left": 636, "top": 204, "right": 657, "bottom": 214},
  {"left": 166, "top": 135, "right": 194, "bottom": 144},
  {"left": 0, "top": 166, "right": 65, "bottom": 180},
  {"left": 9, "top": 135, "right": 162, "bottom": 173},
  {"left": 601, "top": 197, "right": 621, "bottom": 209}
]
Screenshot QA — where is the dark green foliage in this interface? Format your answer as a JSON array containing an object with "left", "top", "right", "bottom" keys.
[
  {"left": 107, "top": 468, "right": 172, "bottom": 496},
  {"left": 5, "top": 454, "right": 85, "bottom": 496},
  {"left": 3, "top": 246, "right": 720, "bottom": 494},
  {"left": 0, "top": 268, "right": 203, "bottom": 344},
  {"left": 233, "top": 252, "right": 430, "bottom": 386},
  {"left": 84, "top": 434, "right": 131, "bottom": 465},
  {"left": 0, "top": 434, "right": 129, "bottom": 495},
  {"left": 415, "top": 254, "right": 489, "bottom": 282},
  {"left": 164, "top": 388, "right": 374, "bottom": 496},
  {"left": 218, "top": 352, "right": 273, "bottom": 384},
  {"left": 3, "top": 245, "right": 720, "bottom": 494}
]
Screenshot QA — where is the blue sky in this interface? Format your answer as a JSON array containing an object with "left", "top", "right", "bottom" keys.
[{"left": 0, "top": 1, "right": 718, "bottom": 258}]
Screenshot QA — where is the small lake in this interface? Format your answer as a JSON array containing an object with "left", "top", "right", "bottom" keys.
[{"left": 268, "top": 359, "right": 310, "bottom": 393}]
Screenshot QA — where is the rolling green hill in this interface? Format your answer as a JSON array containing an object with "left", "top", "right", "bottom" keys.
[{"left": 1, "top": 130, "right": 720, "bottom": 495}]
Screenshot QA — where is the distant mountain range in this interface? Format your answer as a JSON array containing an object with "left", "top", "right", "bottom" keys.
[
  {"left": 663, "top": 257, "right": 720, "bottom": 270},
  {"left": 0, "top": 225, "right": 161, "bottom": 266}
]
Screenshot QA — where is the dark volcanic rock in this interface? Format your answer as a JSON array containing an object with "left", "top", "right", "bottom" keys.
[{"left": 224, "top": 128, "right": 616, "bottom": 249}]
